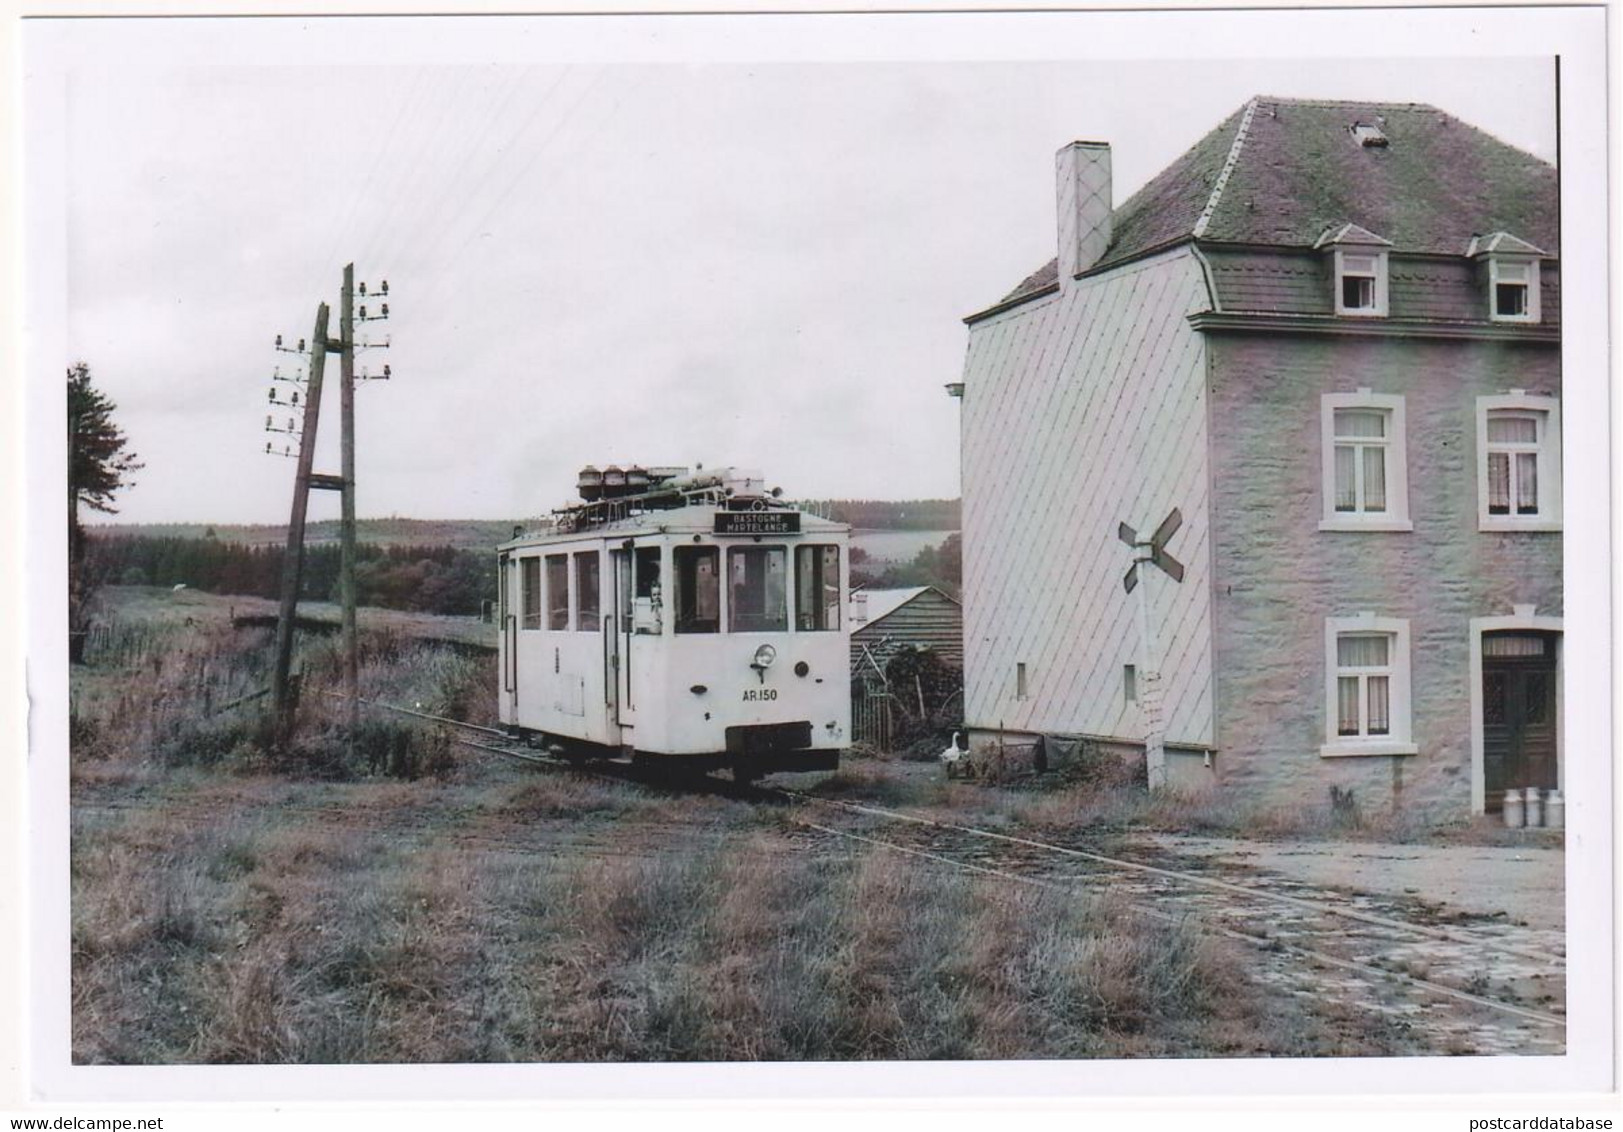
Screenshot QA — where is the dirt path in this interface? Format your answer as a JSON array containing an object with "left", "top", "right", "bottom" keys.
[{"left": 1133, "top": 833, "right": 1565, "bottom": 933}]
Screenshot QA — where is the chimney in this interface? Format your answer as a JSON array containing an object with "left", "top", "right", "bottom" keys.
[{"left": 1056, "top": 141, "right": 1113, "bottom": 281}]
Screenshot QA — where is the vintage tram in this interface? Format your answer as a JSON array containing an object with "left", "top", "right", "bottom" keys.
[{"left": 497, "top": 465, "right": 851, "bottom": 781}]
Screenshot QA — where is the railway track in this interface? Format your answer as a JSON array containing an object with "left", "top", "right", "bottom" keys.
[{"left": 341, "top": 694, "right": 1568, "bottom": 1054}]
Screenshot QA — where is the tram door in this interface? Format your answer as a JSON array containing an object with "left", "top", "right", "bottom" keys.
[
  {"left": 608, "top": 548, "right": 635, "bottom": 733},
  {"left": 500, "top": 554, "right": 518, "bottom": 721},
  {"left": 1482, "top": 631, "right": 1559, "bottom": 811}
]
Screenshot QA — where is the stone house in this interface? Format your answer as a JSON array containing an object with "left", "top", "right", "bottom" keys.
[{"left": 954, "top": 97, "right": 1560, "bottom": 818}]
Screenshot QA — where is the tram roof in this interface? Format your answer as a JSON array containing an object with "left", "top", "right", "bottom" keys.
[{"left": 498, "top": 501, "right": 848, "bottom": 552}]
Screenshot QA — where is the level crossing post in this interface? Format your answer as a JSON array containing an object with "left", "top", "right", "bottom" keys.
[
  {"left": 1131, "top": 549, "right": 1168, "bottom": 792},
  {"left": 1118, "top": 507, "right": 1183, "bottom": 793}
]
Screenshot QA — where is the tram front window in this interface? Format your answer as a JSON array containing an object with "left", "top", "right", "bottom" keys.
[
  {"left": 674, "top": 546, "right": 720, "bottom": 633},
  {"left": 728, "top": 546, "right": 786, "bottom": 633},
  {"left": 795, "top": 545, "right": 841, "bottom": 631}
]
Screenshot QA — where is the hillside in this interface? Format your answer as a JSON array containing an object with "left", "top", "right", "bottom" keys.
[
  {"left": 89, "top": 501, "right": 961, "bottom": 550},
  {"left": 88, "top": 518, "right": 527, "bottom": 550}
]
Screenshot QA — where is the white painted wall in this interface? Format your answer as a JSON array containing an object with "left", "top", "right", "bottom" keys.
[{"left": 960, "top": 247, "right": 1215, "bottom": 747}]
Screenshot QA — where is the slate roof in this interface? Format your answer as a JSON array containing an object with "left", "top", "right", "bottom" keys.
[{"left": 992, "top": 97, "right": 1558, "bottom": 311}]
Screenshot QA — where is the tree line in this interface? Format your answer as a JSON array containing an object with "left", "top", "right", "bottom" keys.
[
  {"left": 850, "top": 532, "right": 962, "bottom": 596},
  {"left": 805, "top": 499, "right": 959, "bottom": 530},
  {"left": 89, "top": 535, "right": 496, "bottom": 617}
]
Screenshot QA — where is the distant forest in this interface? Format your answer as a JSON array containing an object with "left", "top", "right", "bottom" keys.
[
  {"left": 88, "top": 536, "right": 494, "bottom": 617},
  {"left": 84, "top": 501, "right": 961, "bottom": 617},
  {"left": 87, "top": 500, "right": 961, "bottom": 549},
  {"left": 801, "top": 499, "right": 959, "bottom": 530}
]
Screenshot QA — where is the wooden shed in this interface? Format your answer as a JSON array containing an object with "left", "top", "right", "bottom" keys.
[{"left": 849, "top": 586, "right": 963, "bottom": 677}]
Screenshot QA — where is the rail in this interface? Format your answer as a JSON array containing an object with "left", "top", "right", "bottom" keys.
[{"left": 335, "top": 692, "right": 1567, "bottom": 1033}]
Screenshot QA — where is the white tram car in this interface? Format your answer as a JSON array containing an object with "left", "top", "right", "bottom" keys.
[{"left": 497, "top": 465, "right": 851, "bottom": 781}]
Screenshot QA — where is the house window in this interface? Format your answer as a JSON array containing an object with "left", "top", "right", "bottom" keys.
[
  {"left": 1489, "top": 258, "right": 1541, "bottom": 323},
  {"left": 520, "top": 558, "right": 541, "bottom": 630},
  {"left": 1322, "top": 615, "right": 1416, "bottom": 757},
  {"left": 1320, "top": 391, "right": 1410, "bottom": 531},
  {"left": 1123, "top": 664, "right": 1137, "bottom": 703},
  {"left": 1016, "top": 662, "right": 1029, "bottom": 700},
  {"left": 1335, "top": 251, "right": 1387, "bottom": 316},
  {"left": 1478, "top": 394, "right": 1560, "bottom": 530},
  {"left": 545, "top": 554, "right": 569, "bottom": 630},
  {"left": 794, "top": 545, "right": 841, "bottom": 631},
  {"left": 575, "top": 552, "right": 600, "bottom": 632}
]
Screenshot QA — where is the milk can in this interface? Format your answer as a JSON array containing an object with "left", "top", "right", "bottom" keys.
[
  {"left": 1503, "top": 787, "right": 1525, "bottom": 828},
  {"left": 1544, "top": 789, "right": 1565, "bottom": 830},
  {"left": 1523, "top": 786, "right": 1544, "bottom": 829}
]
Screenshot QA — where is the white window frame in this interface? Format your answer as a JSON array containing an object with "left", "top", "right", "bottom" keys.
[
  {"left": 1319, "top": 389, "right": 1411, "bottom": 531},
  {"left": 1477, "top": 392, "right": 1561, "bottom": 532},
  {"left": 1488, "top": 256, "right": 1541, "bottom": 323},
  {"left": 1333, "top": 248, "right": 1388, "bottom": 317},
  {"left": 1322, "top": 614, "right": 1416, "bottom": 757}
]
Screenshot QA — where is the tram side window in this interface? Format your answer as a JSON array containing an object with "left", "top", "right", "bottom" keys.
[
  {"left": 575, "top": 552, "right": 600, "bottom": 631},
  {"left": 545, "top": 555, "right": 569, "bottom": 630},
  {"left": 795, "top": 545, "right": 841, "bottom": 631},
  {"left": 520, "top": 558, "right": 541, "bottom": 630},
  {"left": 674, "top": 546, "right": 720, "bottom": 633},
  {"left": 727, "top": 546, "right": 787, "bottom": 633}
]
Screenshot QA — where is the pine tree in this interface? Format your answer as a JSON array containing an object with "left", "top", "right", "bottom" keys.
[{"left": 68, "top": 363, "right": 143, "bottom": 662}]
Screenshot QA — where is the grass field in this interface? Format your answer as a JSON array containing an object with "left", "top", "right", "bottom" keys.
[
  {"left": 71, "top": 585, "right": 1547, "bottom": 1064},
  {"left": 68, "top": 587, "right": 1395, "bottom": 1065}
]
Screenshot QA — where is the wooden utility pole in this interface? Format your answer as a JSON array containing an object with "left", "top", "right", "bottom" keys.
[
  {"left": 266, "top": 268, "right": 388, "bottom": 750},
  {"left": 339, "top": 263, "right": 359, "bottom": 756},
  {"left": 271, "top": 304, "right": 331, "bottom": 726}
]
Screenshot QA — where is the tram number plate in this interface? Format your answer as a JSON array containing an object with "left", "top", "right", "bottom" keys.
[
  {"left": 714, "top": 511, "right": 800, "bottom": 535},
  {"left": 742, "top": 688, "right": 778, "bottom": 702}
]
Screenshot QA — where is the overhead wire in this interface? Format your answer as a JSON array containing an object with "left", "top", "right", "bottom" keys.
[{"left": 413, "top": 66, "right": 612, "bottom": 318}]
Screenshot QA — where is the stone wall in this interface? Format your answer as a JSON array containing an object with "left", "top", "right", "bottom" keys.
[{"left": 1205, "top": 332, "right": 1562, "bottom": 818}]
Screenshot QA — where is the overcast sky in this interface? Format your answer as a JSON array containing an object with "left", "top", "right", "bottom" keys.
[{"left": 44, "top": 22, "right": 1557, "bottom": 526}]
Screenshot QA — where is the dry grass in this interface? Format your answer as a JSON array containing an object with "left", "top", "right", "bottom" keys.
[
  {"left": 76, "top": 784, "right": 1324, "bottom": 1063},
  {"left": 69, "top": 585, "right": 1413, "bottom": 1064}
]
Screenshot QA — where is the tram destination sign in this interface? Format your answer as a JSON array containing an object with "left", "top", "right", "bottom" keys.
[{"left": 714, "top": 510, "right": 801, "bottom": 536}]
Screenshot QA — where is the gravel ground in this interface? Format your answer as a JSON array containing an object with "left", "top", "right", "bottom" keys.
[{"left": 1132, "top": 833, "right": 1565, "bottom": 933}]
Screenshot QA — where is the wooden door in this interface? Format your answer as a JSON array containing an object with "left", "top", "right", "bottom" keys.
[{"left": 1482, "top": 632, "right": 1558, "bottom": 811}]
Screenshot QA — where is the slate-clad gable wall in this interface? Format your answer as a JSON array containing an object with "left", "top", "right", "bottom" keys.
[
  {"left": 1205, "top": 333, "right": 1562, "bottom": 815},
  {"left": 961, "top": 248, "right": 1214, "bottom": 747}
]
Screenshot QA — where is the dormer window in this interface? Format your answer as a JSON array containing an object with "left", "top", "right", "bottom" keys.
[
  {"left": 1317, "top": 223, "right": 1392, "bottom": 318},
  {"left": 1489, "top": 258, "right": 1541, "bottom": 322},
  {"left": 1332, "top": 249, "right": 1389, "bottom": 316},
  {"left": 1339, "top": 253, "right": 1381, "bottom": 313},
  {"left": 1468, "top": 233, "right": 1546, "bottom": 324}
]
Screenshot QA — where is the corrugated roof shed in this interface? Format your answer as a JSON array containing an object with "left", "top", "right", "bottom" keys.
[
  {"left": 993, "top": 96, "right": 1558, "bottom": 310},
  {"left": 850, "top": 586, "right": 964, "bottom": 673}
]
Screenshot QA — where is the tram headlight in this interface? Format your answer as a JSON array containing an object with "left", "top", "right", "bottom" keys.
[{"left": 752, "top": 644, "right": 777, "bottom": 669}]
